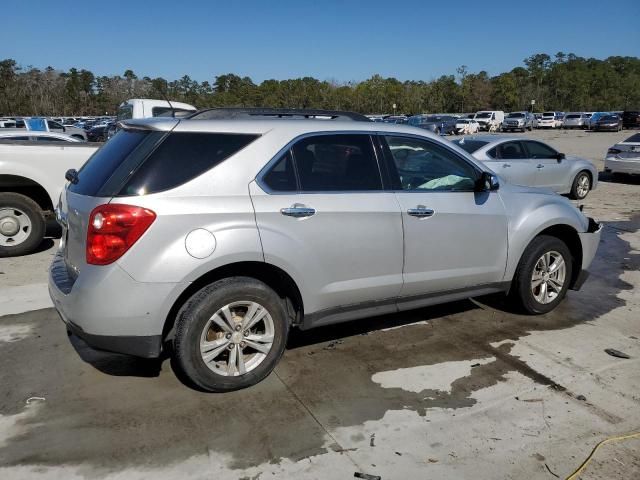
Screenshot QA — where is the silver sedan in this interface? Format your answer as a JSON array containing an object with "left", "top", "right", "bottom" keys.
[
  {"left": 605, "top": 132, "right": 640, "bottom": 178},
  {"left": 453, "top": 135, "right": 598, "bottom": 199}
]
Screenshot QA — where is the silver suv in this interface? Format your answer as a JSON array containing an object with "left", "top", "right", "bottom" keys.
[
  {"left": 502, "top": 112, "right": 535, "bottom": 132},
  {"left": 49, "top": 109, "right": 602, "bottom": 392}
]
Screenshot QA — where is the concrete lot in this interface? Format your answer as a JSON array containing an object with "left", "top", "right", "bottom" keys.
[{"left": 0, "top": 129, "right": 639, "bottom": 479}]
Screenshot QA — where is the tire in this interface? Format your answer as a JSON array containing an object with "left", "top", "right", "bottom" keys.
[
  {"left": 510, "top": 235, "right": 573, "bottom": 314},
  {"left": 173, "top": 277, "right": 289, "bottom": 392},
  {"left": 569, "top": 171, "right": 591, "bottom": 200},
  {"left": 435, "top": 128, "right": 441, "bottom": 135},
  {"left": 0, "top": 193, "right": 46, "bottom": 257}
]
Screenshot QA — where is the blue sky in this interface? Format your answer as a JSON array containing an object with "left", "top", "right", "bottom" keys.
[{"left": 4, "top": 0, "right": 639, "bottom": 83}]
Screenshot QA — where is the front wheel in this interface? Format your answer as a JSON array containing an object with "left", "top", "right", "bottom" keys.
[
  {"left": 173, "top": 277, "right": 289, "bottom": 392},
  {"left": 510, "top": 235, "right": 573, "bottom": 314},
  {"left": 570, "top": 171, "right": 591, "bottom": 199},
  {"left": 0, "top": 193, "right": 46, "bottom": 257}
]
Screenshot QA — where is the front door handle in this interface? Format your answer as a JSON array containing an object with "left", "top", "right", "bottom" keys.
[
  {"left": 407, "top": 206, "right": 435, "bottom": 218},
  {"left": 502, "top": 163, "right": 511, "bottom": 168},
  {"left": 280, "top": 204, "right": 316, "bottom": 218},
  {"left": 536, "top": 164, "right": 544, "bottom": 169}
]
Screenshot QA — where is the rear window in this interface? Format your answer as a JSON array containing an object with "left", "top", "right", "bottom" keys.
[
  {"left": 118, "top": 132, "right": 258, "bottom": 196},
  {"left": 69, "top": 130, "right": 258, "bottom": 197},
  {"left": 453, "top": 139, "right": 488, "bottom": 154},
  {"left": 565, "top": 114, "right": 580, "bottom": 119},
  {"left": 69, "top": 130, "right": 158, "bottom": 196}
]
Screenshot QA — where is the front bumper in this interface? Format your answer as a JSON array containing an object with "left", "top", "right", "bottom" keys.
[
  {"left": 605, "top": 158, "right": 640, "bottom": 175},
  {"left": 571, "top": 217, "right": 602, "bottom": 290},
  {"left": 49, "top": 252, "right": 183, "bottom": 358}
]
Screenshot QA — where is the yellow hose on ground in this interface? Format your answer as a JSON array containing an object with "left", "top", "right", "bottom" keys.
[{"left": 565, "top": 431, "right": 640, "bottom": 480}]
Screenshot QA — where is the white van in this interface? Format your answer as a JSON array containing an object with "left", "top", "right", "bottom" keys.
[
  {"left": 117, "top": 99, "right": 197, "bottom": 121},
  {"left": 473, "top": 111, "right": 505, "bottom": 131}
]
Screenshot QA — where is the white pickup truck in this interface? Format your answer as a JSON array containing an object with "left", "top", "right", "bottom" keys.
[{"left": 0, "top": 138, "right": 99, "bottom": 256}]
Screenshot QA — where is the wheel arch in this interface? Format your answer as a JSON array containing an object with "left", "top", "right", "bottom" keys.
[
  {"left": 0, "top": 174, "right": 53, "bottom": 212},
  {"left": 163, "top": 261, "right": 304, "bottom": 341},
  {"left": 528, "top": 224, "right": 583, "bottom": 289}
]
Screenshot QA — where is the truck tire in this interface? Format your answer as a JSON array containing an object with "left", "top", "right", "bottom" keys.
[
  {"left": 510, "top": 235, "right": 573, "bottom": 314},
  {"left": 0, "top": 193, "right": 46, "bottom": 257},
  {"left": 173, "top": 277, "right": 289, "bottom": 392}
]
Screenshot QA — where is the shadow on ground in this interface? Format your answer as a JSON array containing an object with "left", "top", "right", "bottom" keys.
[{"left": 0, "top": 216, "right": 637, "bottom": 473}]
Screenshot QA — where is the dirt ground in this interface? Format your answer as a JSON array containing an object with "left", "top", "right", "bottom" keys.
[{"left": 0, "top": 128, "right": 639, "bottom": 479}]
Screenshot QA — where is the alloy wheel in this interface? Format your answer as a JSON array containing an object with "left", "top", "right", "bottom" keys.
[{"left": 531, "top": 250, "right": 566, "bottom": 304}]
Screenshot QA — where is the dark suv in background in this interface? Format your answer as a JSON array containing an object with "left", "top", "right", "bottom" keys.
[{"left": 622, "top": 111, "right": 640, "bottom": 129}]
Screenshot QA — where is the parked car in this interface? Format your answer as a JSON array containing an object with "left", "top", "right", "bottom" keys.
[
  {"left": 562, "top": 113, "right": 588, "bottom": 129},
  {"left": 473, "top": 111, "right": 505, "bottom": 131},
  {"left": 407, "top": 115, "right": 458, "bottom": 135},
  {"left": 0, "top": 130, "right": 83, "bottom": 143},
  {"left": 502, "top": 112, "right": 535, "bottom": 132},
  {"left": 46, "top": 120, "right": 88, "bottom": 141},
  {"left": 585, "top": 112, "right": 608, "bottom": 130},
  {"left": 86, "top": 125, "right": 109, "bottom": 142},
  {"left": 454, "top": 135, "right": 597, "bottom": 199},
  {"left": 622, "top": 111, "right": 640, "bottom": 129},
  {"left": 593, "top": 114, "right": 623, "bottom": 132},
  {"left": 455, "top": 118, "right": 480, "bottom": 134},
  {"left": 0, "top": 135, "right": 99, "bottom": 256},
  {"left": 604, "top": 132, "right": 640, "bottom": 178},
  {"left": 0, "top": 119, "right": 17, "bottom": 128},
  {"left": 539, "top": 112, "right": 563, "bottom": 128},
  {"left": 48, "top": 108, "right": 601, "bottom": 392}
]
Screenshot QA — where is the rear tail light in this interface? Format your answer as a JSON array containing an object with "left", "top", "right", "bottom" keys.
[
  {"left": 87, "top": 204, "right": 156, "bottom": 265},
  {"left": 607, "top": 148, "right": 621, "bottom": 155}
]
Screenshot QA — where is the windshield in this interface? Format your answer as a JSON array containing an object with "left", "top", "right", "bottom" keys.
[
  {"left": 117, "top": 105, "right": 133, "bottom": 121},
  {"left": 454, "top": 139, "right": 488, "bottom": 154},
  {"left": 565, "top": 114, "right": 580, "bottom": 119},
  {"left": 507, "top": 113, "right": 525, "bottom": 118},
  {"left": 475, "top": 112, "right": 491, "bottom": 119},
  {"left": 457, "top": 119, "right": 469, "bottom": 124},
  {"left": 542, "top": 112, "right": 554, "bottom": 117},
  {"left": 600, "top": 115, "right": 618, "bottom": 121}
]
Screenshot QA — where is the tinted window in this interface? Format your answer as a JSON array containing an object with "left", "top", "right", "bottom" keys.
[
  {"left": 624, "top": 133, "right": 640, "bottom": 143},
  {"left": 262, "top": 151, "right": 297, "bottom": 192},
  {"left": 69, "top": 130, "right": 158, "bottom": 196},
  {"left": 497, "top": 141, "right": 527, "bottom": 159},
  {"left": 523, "top": 141, "right": 557, "bottom": 159},
  {"left": 454, "top": 139, "right": 488, "bottom": 153},
  {"left": 119, "top": 132, "right": 258, "bottom": 196},
  {"left": 292, "top": 134, "right": 381, "bottom": 191},
  {"left": 385, "top": 136, "right": 478, "bottom": 191}
]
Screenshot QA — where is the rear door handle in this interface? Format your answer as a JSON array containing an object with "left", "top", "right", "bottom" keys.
[
  {"left": 502, "top": 163, "right": 511, "bottom": 168},
  {"left": 280, "top": 205, "right": 316, "bottom": 218},
  {"left": 536, "top": 164, "right": 544, "bottom": 169},
  {"left": 407, "top": 206, "right": 434, "bottom": 218}
]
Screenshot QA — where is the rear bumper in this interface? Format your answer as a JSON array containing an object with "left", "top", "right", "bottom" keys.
[
  {"left": 605, "top": 158, "right": 640, "bottom": 175},
  {"left": 49, "top": 251, "right": 184, "bottom": 358}
]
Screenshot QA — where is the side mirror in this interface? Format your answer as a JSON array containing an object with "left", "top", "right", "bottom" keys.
[
  {"left": 556, "top": 152, "right": 565, "bottom": 162},
  {"left": 476, "top": 172, "right": 499, "bottom": 192}
]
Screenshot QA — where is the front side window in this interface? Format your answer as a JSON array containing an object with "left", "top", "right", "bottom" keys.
[
  {"left": 523, "top": 141, "right": 557, "bottom": 159},
  {"left": 385, "top": 136, "right": 478, "bottom": 191},
  {"left": 292, "top": 134, "right": 382, "bottom": 192}
]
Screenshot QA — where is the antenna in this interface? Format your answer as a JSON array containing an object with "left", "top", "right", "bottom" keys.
[{"left": 159, "top": 86, "right": 176, "bottom": 118}]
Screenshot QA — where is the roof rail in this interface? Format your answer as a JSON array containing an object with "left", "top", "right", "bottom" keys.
[{"left": 187, "top": 108, "right": 371, "bottom": 122}]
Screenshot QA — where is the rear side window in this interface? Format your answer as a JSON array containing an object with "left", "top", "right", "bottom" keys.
[
  {"left": 523, "top": 141, "right": 557, "bottom": 159},
  {"left": 262, "top": 151, "right": 297, "bottom": 192},
  {"left": 292, "top": 134, "right": 382, "bottom": 191},
  {"left": 118, "top": 132, "right": 258, "bottom": 196}
]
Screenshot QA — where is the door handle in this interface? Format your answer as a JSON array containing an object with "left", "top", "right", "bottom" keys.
[
  {"left": 280, "top": 204, "right": 316, "bottom": 218},
  {"left": 502, "top": 163, "right": 511, "bottom": 168},
  {"left": 536, "top": 164, "right": 544, "bottom": 169},
  {"left": 407, "top": 206, "right": 435, "bottom": 218}
]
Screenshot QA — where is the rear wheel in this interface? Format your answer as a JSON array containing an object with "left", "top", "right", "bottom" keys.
[
  {"left": 173, "top": 277, "right": 289, "bottom": 392},
  {"left": 570, "top": 171, "right": 591, "bottom": 199},
  {"left": 510, "top": 235, "right": 573, "bottom": 314},
  {"left": 0, "top": 193, "right": 46, "bottom": 257}
]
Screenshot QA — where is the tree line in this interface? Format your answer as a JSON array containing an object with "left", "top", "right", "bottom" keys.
[{"left": 1, "top": 53, "right": 639, "bottom": 117}]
